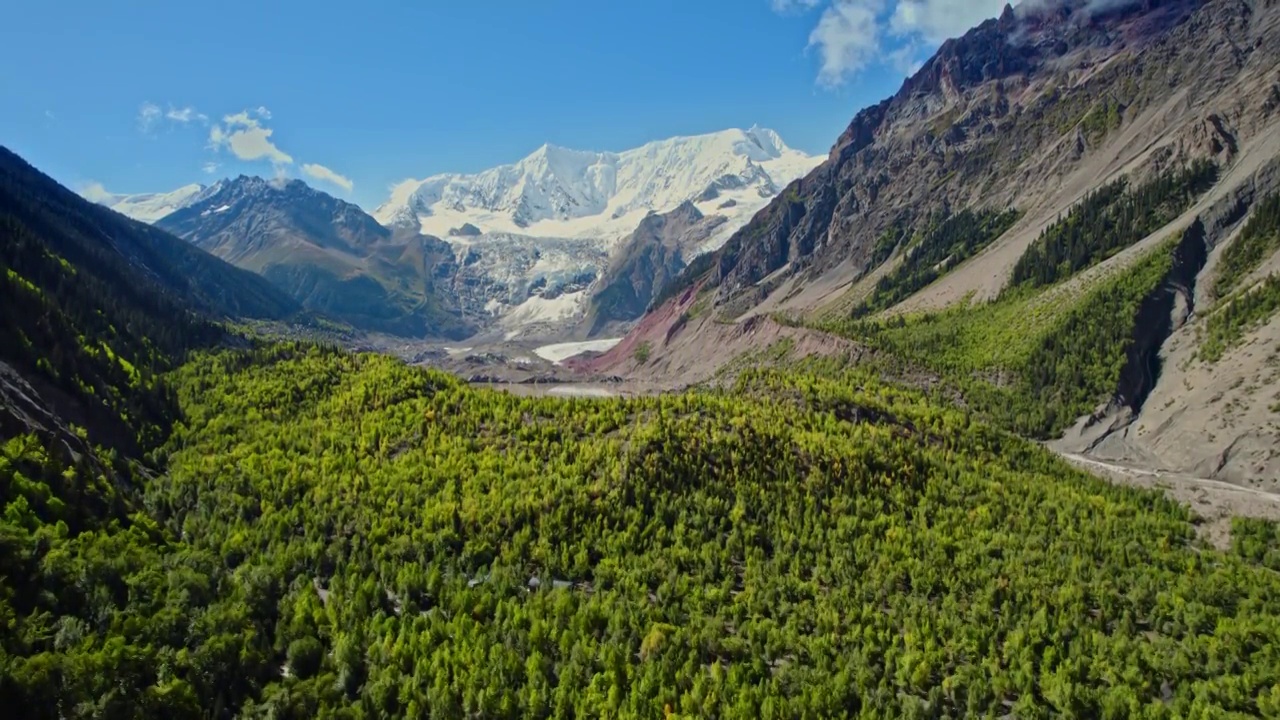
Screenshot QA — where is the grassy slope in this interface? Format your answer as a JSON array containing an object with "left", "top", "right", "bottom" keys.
[
  {"left": 813, "top": 162, "right": 1220, "bottom": 438},
  {"left": 823, "top": 241, "right": 1174, "bottom": 438}
]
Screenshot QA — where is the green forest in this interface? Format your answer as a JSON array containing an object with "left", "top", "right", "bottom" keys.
[
  {"left": 4, "top": 137, "right": 1280, "bottom": 718},
  {"left": 1199, "top": 275, "right": 1280, "bottom": 363},
  {"left": 1008, "top": 160, "right": 1216, "bottom": 290},
  {"left": 1214, "top": 192, "right": 1280, "bottom": 298},
  {"left": 852, "top": 209, "right": 1021, "bottom": 319},
  {"left": 1196, "top": 190, "right": 1280, "bottom": 361},
  {"left": 7, "top": 345, "right": 1280, "bottom": 718},
  {"left": 828, "top": 238, "right": 1176, "bottom": 438}
]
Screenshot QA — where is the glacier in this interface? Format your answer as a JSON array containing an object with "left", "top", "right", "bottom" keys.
[{"left": 375, "top": 126, "right": 820, "bottom": 338}]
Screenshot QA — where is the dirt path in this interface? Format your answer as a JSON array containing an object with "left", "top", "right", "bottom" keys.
[{"left": 1057, "top": 451, "right": 1280, "bottom": 549}]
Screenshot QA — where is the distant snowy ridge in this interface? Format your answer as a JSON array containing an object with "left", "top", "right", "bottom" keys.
[
  {"left": 373, "top": 126, "right": 820, "bottom": 341},
  {"left": 83, "top": 182, "right": 220, "bottom": 224},
  {"left": 373, "top": 126, "right": 821, "bottom": 249}
]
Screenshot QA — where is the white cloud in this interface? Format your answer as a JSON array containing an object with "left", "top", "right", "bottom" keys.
[
  {"left": 166, "top": 105, "right": 208, "bottom": 124},
  {"left": 302, "top": 163, "right": 354, "bottom": 192},
  {"left": 775, "top": 0, "right": 1008, "bottom": 87},
  {"left": 138, "top": 102, "right": 162, "bottom": 132},
  {"left": 140, "top": 101, "right": 210, "bottom": 132},
  {"left": 158, "top": 104, "right": 355, "bottom": 190},
  {"left": 889, "top": 0, "right": 1008, "bottom": 43},
  {"left": 809, "top": 0, "right": 885, "bottom": 88},
  {"left": 80, "top": 182, "right": 115, "bottom": 203},
  {"left": 771, "top": 0, "right": 823, "bottom": 12},
  {"left": 208, "top": 110, "right": 294, "bottom": 166},
  {"left": 222, "top": 111, "right": 257, "bottom": 129},
  {"left": 226, "top": 127, "right": 293, "bottom": 165},
  {"left": 886, "top": 42, "right": 926, "bottom": 76}
]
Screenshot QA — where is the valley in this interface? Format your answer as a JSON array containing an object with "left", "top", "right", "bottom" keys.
[
  {"left": 94, "top": 127, "right": 822, "bottom": 345},
  {"left": 5, "top": 0, "right": 1280, "bottom": 717}
]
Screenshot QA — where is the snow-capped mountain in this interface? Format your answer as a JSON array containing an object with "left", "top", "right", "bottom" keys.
[
  {"left": 82, "top": 183, "right": 213, "bottom": 224},
  {"left": 374, "top": 126, "right": 821, "bottom": 252},
  {"left": 77, "top": 127, "right": 820, "bottom": 342},
  {"left": 368, "top": 127, "right": 820, "bottom": 341}
]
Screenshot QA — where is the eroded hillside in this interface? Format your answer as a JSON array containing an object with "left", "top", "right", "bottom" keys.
[{"left": 599, "top": 0, "right": 1280, "bottom": 485}]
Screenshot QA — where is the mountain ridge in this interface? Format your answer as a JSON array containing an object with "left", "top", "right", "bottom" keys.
[
  {"left": 711, "top": 0, "right": 1212, "bottom": 308},
  {"left": 370, "top": 127, "right": 819, "bottom": 339},
  {"left": 83, "top": 127, "right": 821, "bottom": 341},
  {"left": 156, "top": 175, "right": 471, "bottom": 339},
  {"left": 0, "top": 145, "right": 299, "bottom": 454},
  {"left": 595, "top": 0, "right": 1280, "bottom": 485},
  {"left": 373, "top": 126, "right": 821, "bottom": 247},
  {"left": 83, "top": 181, "right": 211, "bottom": 223}
]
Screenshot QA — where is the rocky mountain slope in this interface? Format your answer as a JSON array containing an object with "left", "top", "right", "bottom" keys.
[
  {"left": 155, "top": 176, "right": 471, "bottom": 338},
  {"left": 714, "top": 0, "right": 1231, "bottom": 311},
  {"left": 579, "top": 201, "right": 726, "bottom": 338},
  {"left": 597, "top": 0, "right": 1280, "bottom": 485}
]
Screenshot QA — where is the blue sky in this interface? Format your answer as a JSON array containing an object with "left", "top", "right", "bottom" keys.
[{"left": 0, "top": 0, "right": 1008, "bottom": 210}]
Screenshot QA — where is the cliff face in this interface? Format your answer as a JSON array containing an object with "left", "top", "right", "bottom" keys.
[
  {"left": 702, "top": 0, "right": 1270, "bottom": 312},
  {"left": 580, "top": 202, "right": 726, "bottom": 338}
]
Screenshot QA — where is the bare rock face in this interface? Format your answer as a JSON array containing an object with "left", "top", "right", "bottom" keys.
[
  {"left": 449, "top": 223, "right": 483, "bottom": 237},
  {"left": 702, "top": 0, "right": 1268, "bottom": 310},
  {"left": 580, "top": 202, "right": 727, "bottom": 338}
]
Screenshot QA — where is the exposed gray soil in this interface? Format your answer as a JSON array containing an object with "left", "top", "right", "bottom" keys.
[{"left": 1058, "top": 452, "right": 1280, "bottom": 549}]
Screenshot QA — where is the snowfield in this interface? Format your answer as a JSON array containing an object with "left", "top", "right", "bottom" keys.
[
  {"left": 500, "top": 291, "right": 588, "bottom": 328},
  {"left": 83, "top": 183, "right": 211, "bottom": 224},
  {"left": 374, "top": 126, "right": 820, "bottom": 253},
  {"left": 533, "top": 338, "right": 624, "bottom": 363},
  {"left": 378, "top": 127, "right": 820, "bottom": 333}
]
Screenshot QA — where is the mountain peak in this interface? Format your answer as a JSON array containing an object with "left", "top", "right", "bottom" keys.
[
  {"left": 743, "top": 126, "right": 786, "bottom": 158},
  {"left": 372, "top": 127, "right": 821, "bottom": 239},
  {"left": 521, "top": 142, "right": 611, "bottom": 173},
  {"left": 224, "top": 174, "right": 304, "bottom": 191}
]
